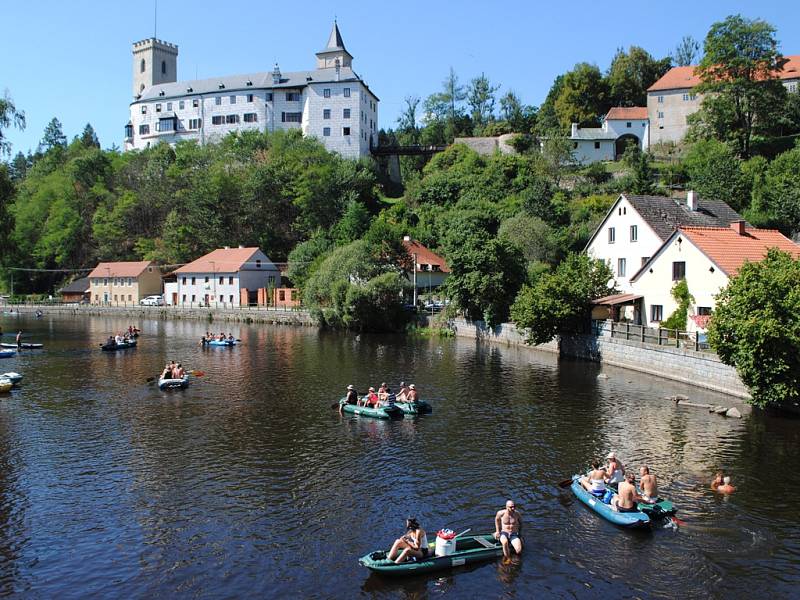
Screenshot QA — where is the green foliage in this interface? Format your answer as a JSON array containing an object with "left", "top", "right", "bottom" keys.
[
  {"left": 40, "top": 117, "right": 67, "bottom": 151},
  {"left": 0, "top": 91, "right": 25, "bottom": 157},
  {"left": 708, "top": 249, "right": 800, "bottom": 408},
  {"left": 285, "top": 233, "right": 333, "bottom": 289},
  {"left": 683, "top": 139, "right": 750, "bottom": 210},
  {"left": 745, "top": 143, "right": 800, "bottom": 234},
  {"left": 79, "top": 123, "right": 100, "bottom": 148},
  {"left": 693, "top": 14, "right": 787, "bottom": 157},
  {"left": 673, "top": 35, "right": 700, "bottom": 67},
  {"left": 511, "top": 253, "right": 615, "bottom": 345},
  {"left": 581, "top": 161, "right": 611, "bottom": 185},
  {"left": 607, "top": 46, "right": 672, "bottom": 107},
  {"left": 554, "top": 63, "right": 610, "bottom": 129},
  {"left": 442, "top": 229, "right": 525, "bottom": 326},
  {"left": 620, "top": 145, "right": 655, "bottom": 195},
  {"left": 467, "top": 73, "right": 500, "bottom": 130},
  {"left": 498, "top": 213, "right": 562, "bottom": 265},
  {"left": 661, "top": 279, "right": 694, "bottom": 330}
]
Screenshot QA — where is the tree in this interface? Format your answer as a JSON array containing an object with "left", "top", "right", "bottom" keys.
[
  {"left": 747, "top": 144, "right": 800, "bottom": 235},
  {"left": 0, "top": 91, "right": 25, "bottom": 157},
  {"left": 0, "top": 165, "right": 14, "bottom": 262},
  {"left": 397, "top": 96, "right": 420, "bottom": 137},
  {"left": 441, "top": 67, "right": 467, "bottom": 123},
  {"left": 536, "top": 75, "right": 565, "bottom": 134},
  {"left": 683, "top": 139, "right": 750, "bottom": 211},
  {"left": 621, "top": 144, "right": 655, "bottom": 195},
  {"left": 673, "top": 35, "right": 700, "bottom": 66},
  {"left": 467, "top": 73, "right": 499, "bottom": 130},
  {"left": 40, "top": 117, "right": 67, "bottom": 151},
  {"left": 80, "top": 123, "right": 100, "bottom": 148},
  {"left": 511, "top": 253, "right": 615, "bottom": 345},
  {"left": 442, "top": 229, "right": 526, "bottom": 327},
  {"left": 694, "top": 14, "right": 786, "bottom": 157},
  {"left": 499, "top": 90, "right": 537, "bottom": 133},
  {"left": 553, "top": 63, "right": 610, "bottom": 129},
  {"left": 708, "top": 248, "right": 800, "bottom": 409},
  {"left": 607, "top": 46, "right": 672, "bottom": 107}
]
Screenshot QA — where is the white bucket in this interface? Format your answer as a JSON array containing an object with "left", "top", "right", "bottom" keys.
[{"left": 435, "top": 535, "right": 456, "bottom": 557}]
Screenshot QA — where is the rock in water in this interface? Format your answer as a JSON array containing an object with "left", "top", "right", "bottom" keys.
[
  {"left": 597, "top": 374, "right": 609, "bottom": 380},
  {"left": 725, "top": 407, "right": 742, "bottom": 418}
]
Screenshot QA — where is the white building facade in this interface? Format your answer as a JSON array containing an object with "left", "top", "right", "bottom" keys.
[
  {"left": 124, "top": 22, "right": 378, "bottom": 159},
  {"left": 569, "top": 107, "right": 649, "bottom": 164}
]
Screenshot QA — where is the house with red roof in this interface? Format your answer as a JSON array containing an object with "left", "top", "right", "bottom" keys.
[
  {"left": 629, "top": 222, "right": 800, "bottom": 330},
  {"left": 88, "top": 261, "right": 162, "bottom": 305},
  {"left": 647, "top": 56, "right": 800, "bottom": 144},
  {"left": 165, "top": 246, "right": 280, "bottom": 306},
  {"left": 402, "top": 236, "right": 449, "bottom": 298},
  {"left": 568, "top": 107, "right": 649, "bottom": 163}
]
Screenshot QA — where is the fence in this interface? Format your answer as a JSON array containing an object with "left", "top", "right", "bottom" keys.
[{"left": 592, "top": 319, "right": 709, "bottom": 352}]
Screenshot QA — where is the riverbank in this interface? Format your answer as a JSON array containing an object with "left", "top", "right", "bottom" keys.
[{"left": 443, "top": 317, "right": 751, "bottom": 400}]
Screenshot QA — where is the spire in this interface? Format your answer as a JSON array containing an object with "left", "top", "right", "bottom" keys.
[{"left": 325, "top": 19, "right": 346, "bottom": 51}]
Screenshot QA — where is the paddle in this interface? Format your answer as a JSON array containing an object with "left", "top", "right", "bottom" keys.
[{"left": 558, "top": 477, "right": 575, "bottom": 488}]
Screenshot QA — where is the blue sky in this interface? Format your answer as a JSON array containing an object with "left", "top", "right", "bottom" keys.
[{"left": 2, "top": 0, "right": 799, "bottom": 155}]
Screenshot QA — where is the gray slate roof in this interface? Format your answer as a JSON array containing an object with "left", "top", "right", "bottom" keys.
[
  {"left": 136, "top": 67, "right": 362, "bottom": 102},
  {"left": 625, "top": 194, "right": 745, "bottom": 240},
  {"left": 570, "top": 127, "right": 617, "bottom": 140},
  {"left": 322, "top": 21, "right": 347, "bottom": 52},
  {"left": 59, "top": 277, "right": 90, "bottom": 294}
]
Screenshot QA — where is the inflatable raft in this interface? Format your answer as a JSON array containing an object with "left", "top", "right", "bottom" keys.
[
  {"left": 339, "top": 398, "right": 403, "bottom": 419},
  {"left": 570, "top": 475, "right": 675, "bottom": 528},
  {"left": 158, "top": 376, "right": 189, "bottom": 390},
  {"left": 101, "top": 340, "right": 137, "bottom": 351},
  {"left": 0, "top": 372, "right": 22, "bottom": 385},
  {"left": 0, "top": 343, "right": 43, "bottom": 349}
]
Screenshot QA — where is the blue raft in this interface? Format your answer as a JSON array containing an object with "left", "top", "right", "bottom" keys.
[{"left": 570, "top": 475, "right": 675, "bottom": 528}]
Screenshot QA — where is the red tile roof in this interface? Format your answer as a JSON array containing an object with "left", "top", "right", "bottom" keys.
[
  {"left": 680, "top": 226, "right": 800, "bottom": 275},
  {"left": 88, "top": 261, "right": 154, "bottom": 278},
  {"left": 175, "top": 247, "right": 265, "bottom": 273},
  {"left": 403, "top": 239, "right": 449, "bottom": 273},
  {"left": 606, "top": 107, "right": 647, "bottom": 120},
  {"left": 648, "top": 55, "right": 800, "bottom": 91}
]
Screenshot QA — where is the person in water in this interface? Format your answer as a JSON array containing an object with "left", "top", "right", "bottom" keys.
[
  {"left": 387, "top": 518, "right": 429, "bottom": 564},
  {"left": 639, "top": 466, "right": 658, "bottom": 501},
  {"left": 580, "top": 460, "right": 608, "bottom": 496},
  {"left": 612, "top": 472, "right": 652, "bottom": 512},
  {"left": 494, "top": 500, "right": 523, "bottom": 560},
  {"left": 713, "top": 474, "right": 736, "bottom": 494},
  {"left": 16, "top": 331, "right": 22, "bottom": 349},
  {"left": 605, "top": 451, "right": 625, "bottom": 486}
]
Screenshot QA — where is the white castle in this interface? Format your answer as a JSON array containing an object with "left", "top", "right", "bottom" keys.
[{"left": 124, "top": 22, "right": 378, "bottom": 159}]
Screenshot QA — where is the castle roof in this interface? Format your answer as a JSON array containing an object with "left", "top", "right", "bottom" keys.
[
  {"left": 134, "top": 66, "right": 374, "bottom": 103},
  {"left": 321, "top": 20, "right": 347, "bottom": 53},
  {"left": 648, "top": 55, "right": 800, "bottom": 92}
]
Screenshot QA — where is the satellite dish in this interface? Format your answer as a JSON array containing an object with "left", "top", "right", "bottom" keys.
[{"left": 606, "top": 278, "right": 616, "bottom": 289}]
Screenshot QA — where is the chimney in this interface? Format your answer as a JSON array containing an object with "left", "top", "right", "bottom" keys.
[
  {"left": 403, "top": 235, "right": 411, "bottom": 242},
  {"left": 272, "top": 63, "right": 281, "bottom": 85},
  {"left": 571, "top": 123, "right": 578, "bottom": 137},
  {"left": 687, "top": 190, "right": 698, "bottom": 211},
  {"left": 730, "top": 220, "right": 746, "bottom": 235}
]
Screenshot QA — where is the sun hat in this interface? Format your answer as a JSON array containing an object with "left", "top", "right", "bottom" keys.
[
  {"left": 347, "top": 384, "right": 354, "bottom": 390},
  {"left": 369, "top": 387, "right": 375, "bottom": 391},
  {"left": 409, "top": 384, "right": 416, "bottom": 389},
  {"left": 606, "top": 451, "right": 616, "bottom": 459}
]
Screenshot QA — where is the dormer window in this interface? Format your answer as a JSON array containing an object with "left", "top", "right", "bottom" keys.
[
  {"left": 246, "top": 80, "right": 253, "bottom": 86},
  {"left": 186, "top": 87, "right": 193, "bottom": 93}
]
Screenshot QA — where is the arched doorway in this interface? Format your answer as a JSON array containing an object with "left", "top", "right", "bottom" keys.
[{"left": 615, "top": 134, "right": 639, "bottom": 160}]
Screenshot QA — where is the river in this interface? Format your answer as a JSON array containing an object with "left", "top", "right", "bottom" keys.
[{"left": 0, "top": 313, "right": 797, "bottom": 599}]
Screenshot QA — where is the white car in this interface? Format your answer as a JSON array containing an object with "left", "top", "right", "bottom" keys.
[{"left": 140, "top": 295, "right": 164, "bottom": 306}]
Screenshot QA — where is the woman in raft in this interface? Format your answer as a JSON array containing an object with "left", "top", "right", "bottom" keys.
[{"left": 387, "top": 517, "right": 429, "bottom": 564}]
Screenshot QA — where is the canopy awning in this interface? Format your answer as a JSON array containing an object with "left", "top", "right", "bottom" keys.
[{"left": 592, "top": 293, "right": 643, "bottom": 306}]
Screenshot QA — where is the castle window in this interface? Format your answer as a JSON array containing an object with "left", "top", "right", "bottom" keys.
[
  {"left": 343, "top": 108, "right": 350, "bottom": 119},
  {"left": 594, "top": 141, "right": 600, "bottom": 149},
  {"left": 161, "top": 60, "right": 166, "bottom": 75},
  {"left": 343, "top": 88, "right": 351, "bottom": 97},
  {"left": 265, "top": 93, "right": 273, "bottom": 101},
  {"left": 141, "top": 105, "right": 147, "bottom": 114},
  {"left": 323, "top": 127, "right": 331, "bottom": 136},
  {"left": 157, "top": 117, "right": 175, "bottom": 132},
  {"left": 323, "top": 109, "right": 331, "bottom": 119},
  {"left": 179, "top": 101, "right": 184, "bottom": 110},
  {"left": 225, "top": 114, "right": 240, "bottom": 124},
  {"left": 212, "top": 115, "right": 224, "bottom": 125},
  {"left": 193, "top": 99, "right": 199, "bottom": 108},
  {"left": 626, "top": 122, "right": 631, "bottom": 128},
  {"left": 285, "top": 92, "right": 301, "bottom": 102},
  {"left": 124, "top": 124, "right": 133, "bottom": 138},
  {"left": 323, "top": 88, "right": 331, "bottom": 98},
  {"left": 243, "top": 113, "right": 257, "bottom": 123},
  {"left": 155, "top": 103, "right": 161, "bottom": 112},
  {"left": 230, "top": 95, "right": 237, "bottom": 104},
  {"left": 140, "top": 59, "right": 145, "bottom": 73},
  {"left": 166, "top": 102, "right": 172, "bottom": 111},
  {"left": 281, "top": 112, "right": 302, "bottom": 123},
  {"left": 138, "top": 124, "right": 150, "bottom": 135},
  {"left": 247, "top": 94, "right": 254, "bottom": 102},
  {"left": 215, "top": 97, "right": 222, "bottom": 106},
  {"left": 343, "top": 127, "right": 351, "bottom": 136},
  {"left": 188, "top": 118, "right": 202, "bottom": 129}
]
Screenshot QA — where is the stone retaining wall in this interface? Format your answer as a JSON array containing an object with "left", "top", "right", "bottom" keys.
[
  {"left": 6, "top": 304, "right": 317, "bottom": 327},
  {"left": 449, "top": 318, "right": 750, "bottom": 399}
]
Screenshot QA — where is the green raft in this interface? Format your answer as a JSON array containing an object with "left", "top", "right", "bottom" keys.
[
  {"left": 394, "top": 400, "right": 432, "bottom": 415},
  {"left": 339, "top": 398, "right": 403, "bottom": 420},
  {"left": 359, "top": 534, "right": 503, "bottom": 576}
]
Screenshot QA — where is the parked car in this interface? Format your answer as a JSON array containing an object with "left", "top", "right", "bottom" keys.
[{"left": 140, "top": 295, "right": 164, "bottom": 306}]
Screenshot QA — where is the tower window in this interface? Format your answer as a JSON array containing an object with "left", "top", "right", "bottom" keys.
[
  {"left": 161, "top": 60, "right": 166, "bottom": 75},
  {"left": 193, "top": 99, "right": 199, "bottom": 108},
  {"left": 323, "top": 109, "right": 331, "bottom": 119},
  {"left": 343, "top": 127, "right": 351, "bottom": 136},
  {"left": 140, "top": 59, "right": 145, "bottom": 73},
  {"left": 230, "top": 95, "right": 237, "bottom": 104},
  {"left": 323, "top": 127, "right": 331, "bottom": 136},
  {"left": 343, "top": 108, "right": 350, "bottom": 119},
  {"left": 343, "top": 88, "right": 351, "bottom": 97},
  {"left": 323, "top": 88, "right": 331, "bottom": 98}
]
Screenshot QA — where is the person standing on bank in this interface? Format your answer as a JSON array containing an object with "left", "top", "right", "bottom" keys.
[{"left": 494, "top": 500, "right": 523, "bottom": 560}]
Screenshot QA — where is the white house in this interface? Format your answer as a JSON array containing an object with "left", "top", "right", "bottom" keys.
[
  {"left": 124, "top": 22, "right": 378, "bottom": 159},
  {"left": 629, "top": 223, "right": 800, "bottom": 330},
  {"left": 585, "top": 192, "right": 745, "bottom": 294},
  {"left": 166, "top": 247, "right": 280, "bottom": 307},
  {"left": 569, "top": 107, "right": 649, "bottom": 164},
  {"left": 403, "top": 236, "right": 449, "bottom": 296}
]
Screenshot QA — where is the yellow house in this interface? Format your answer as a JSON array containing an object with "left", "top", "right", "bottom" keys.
[{"left": 88, "top": 261, "right": 162, "bottom": 305}]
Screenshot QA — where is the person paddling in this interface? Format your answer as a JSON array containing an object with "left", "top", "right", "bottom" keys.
[{"left": 340, "top": 384, "right": 358, "bottom": 414}]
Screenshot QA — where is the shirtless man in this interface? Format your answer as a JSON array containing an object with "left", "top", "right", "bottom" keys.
[
  {"left": 580, "top": 460, "right": 607, "bottom": 496},
  {"left": 711, "top": 471, "right": 724, "bottom": 491},
  {"left": 340, "top": 384, "right": 358, "bottom": 414},
  {"left": 494, "top": 500, "right": 523, "bottom": 559},
  {"left": 406, "top": 384, "right": 419, "bottom": 404},
  {"left": 639, "top": 466, "right": 658, "bottom": 501},
  {"left": 396, "top": 381, "right": 409, "bottom": 402},
  {"left": 612, "top": 472, "right": 651, "bottom": 512}
]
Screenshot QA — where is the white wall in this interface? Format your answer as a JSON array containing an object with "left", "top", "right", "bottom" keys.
[
  {"left": 605, "top": 118, "right": 649, "bottom": 151},
  {"left": 586, "top": 196, "right": 667, "bottom": 292},
  {"left": 572, "top": 139, "right": 615, "bottom": 164},
  {"left": 631, "top": 234, "right": 729, "bottom": 330}
]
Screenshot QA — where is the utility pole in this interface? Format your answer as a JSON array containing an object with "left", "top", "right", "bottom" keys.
[{"left": 412, "top": 253, "right": 417, "bottom": 307}]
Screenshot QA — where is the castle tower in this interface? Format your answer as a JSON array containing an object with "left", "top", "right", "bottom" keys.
[
  {"left": 315, "top": 21, "right": 353, "bottom": 69},
  {"left": 132, "top": 38, "right": 178, "bottom": 98}
]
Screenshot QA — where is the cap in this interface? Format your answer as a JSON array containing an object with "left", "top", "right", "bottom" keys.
[
  {"left": 347, "top": 384, "right": 354, "bottom": 390},
  {"left": 369, "top": 387, "right": 375, "bottom": 391},
  {"left": 606, "top": 451, "right": 616, "bottom": 459},
  {"left": 409, "top": 384, "right": 416, "bottom": 389}
]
